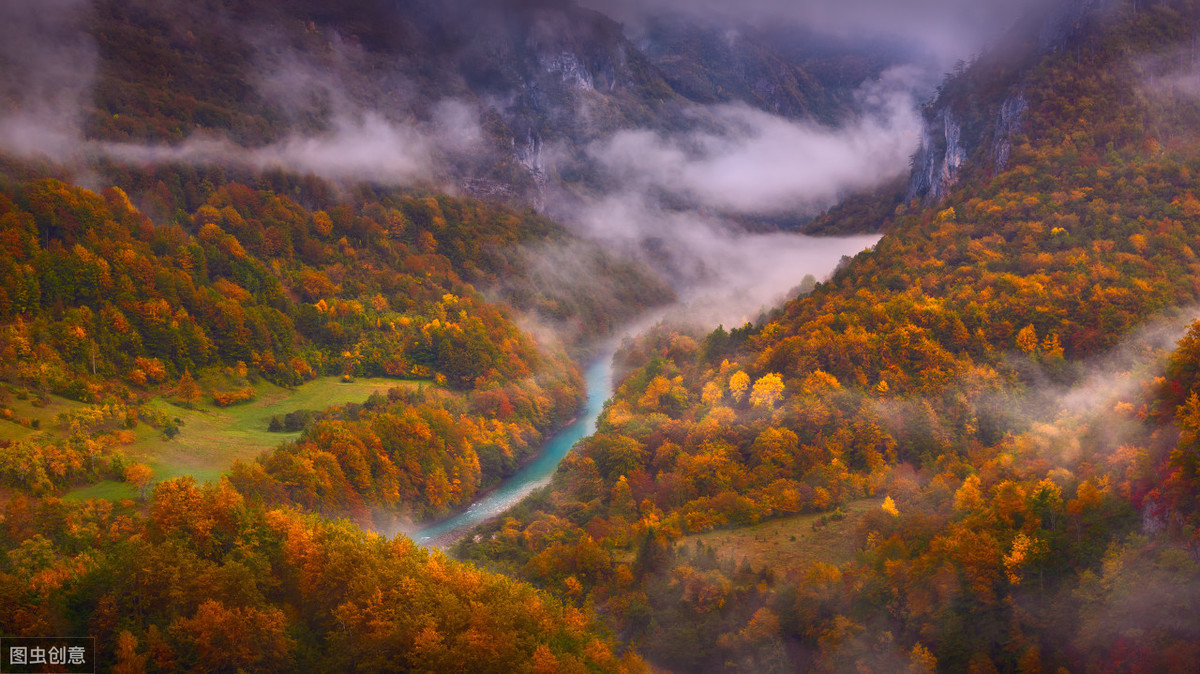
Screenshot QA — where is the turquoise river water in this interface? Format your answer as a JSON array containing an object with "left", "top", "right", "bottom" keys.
[{"left": 413, "top": 344, "right": 617, "bottom": 547}]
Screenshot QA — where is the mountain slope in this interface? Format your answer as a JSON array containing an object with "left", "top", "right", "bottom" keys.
[
  {"left": 458, "top": 1, "right": 1200, "bottom": 670},
  {"left": 0, "top": 480, "right": 647, "bottom": 672},
  {"left": 0, "top": 3, "right": 919, "bottom": 672}
]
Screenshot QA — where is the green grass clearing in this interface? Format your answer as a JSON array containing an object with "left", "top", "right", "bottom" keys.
[
  {"left": 0, "top": 390, "right": 88, "bottom": 442},
  {"left": 677, "top": 497, "right": 885, "bottom": 573},
  {"left": 63, "top": 376, "right": 414, "bottom": 498},
  {"left": 0, "top": 420, "right": 36, "bottom": 443},
  {"left": 64, "top": 480, "right": 138, "bottom": 502}
]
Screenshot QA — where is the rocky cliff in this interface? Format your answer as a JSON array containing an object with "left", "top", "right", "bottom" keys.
[{"left": 903, "top": 0, "right": 1119, "bottom": 204}]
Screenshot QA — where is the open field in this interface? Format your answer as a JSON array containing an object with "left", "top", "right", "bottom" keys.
[
  {"left": 677, "top": 497, "right": 885, "bottom": 573},
  {"left": 64, "top": 376, "right": 413, "bottom": 501},
  {"left": 0, "top": 390, "right": 88, "bottom": 442}
]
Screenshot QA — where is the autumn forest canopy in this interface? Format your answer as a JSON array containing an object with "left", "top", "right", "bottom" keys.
[{"left": 3, "top": 0, "right": 1200, "bottom": 672}]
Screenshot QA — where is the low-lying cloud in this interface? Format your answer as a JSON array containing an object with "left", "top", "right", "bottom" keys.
[
  {"left": 541, "top": 66, "right": 914, "bottom": 326},
  {"left": 0, "top": 1, "right": 484, "bottom": 187},
  {"left": 562, "top": 190, "right": 877, "bottom": 328},
  {"left": 94, "top": 104, "right": 482, "bottom": 184},
  {"left": 668, "top": 228, "right": 879, "bottom": 328},
  {"left": 587, "top": 67, "right": 924, "bottom": 216},
  {"left": 968, "top": 306, "right": 1199, "bottom": 465}
]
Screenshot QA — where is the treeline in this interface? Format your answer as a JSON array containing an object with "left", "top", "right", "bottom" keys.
[
  {"left": 0, "top": 478, "right": 646, "bottom": 673},
  {"left": 458, "top": 2, "right": 1200, "bottom": 671}
]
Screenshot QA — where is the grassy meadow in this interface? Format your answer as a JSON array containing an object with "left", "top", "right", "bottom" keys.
[{"left": 63, "top": 376, "right": 413, "bottom": 501}]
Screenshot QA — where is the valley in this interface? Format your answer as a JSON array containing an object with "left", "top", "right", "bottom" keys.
[{"left": 1, "top": 0, "right": 1200, "bottom": 672}]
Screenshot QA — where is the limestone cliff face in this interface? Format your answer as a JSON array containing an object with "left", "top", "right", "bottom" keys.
[
  {"left": 906, "top": 107, "right": 967, "bottom": 203},
  {"left": 904, "top": 86, "right": 1035, "bottom": 205},
  {"left": 991, "top": 92, "right": 1029, "bottom": 172},
  {"left": 906, "top": 87, "right": 1028, "bottom": 204}
]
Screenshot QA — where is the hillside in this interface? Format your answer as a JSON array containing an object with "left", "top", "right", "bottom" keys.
[
  {"left": 457, "top": 1, "right": 1200, "bottom": 671},
  {"left": 0, "top": 125, "right": 662, "bottom": 674},
  {"left": 0, "top": 171, "right": 610, "bottom": 516},
  {"left": 0, "top": 481, "right": 646, "bottom": 672}
]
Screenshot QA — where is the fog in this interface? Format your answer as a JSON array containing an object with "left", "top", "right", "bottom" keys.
[
  {"left": 526, "top": 71, "right": 915, "bottom": 329},
  {"left": 587, "top": 67, "right": 925, "bottom": 216},
  {"left": 534, "top": 63, "right": 923, "bottom": 331},
  {"left": 94, "top": 107, "right": 481, "bottom": 184},
  {"left": 0, "top": 2, "right": 484, "bottom": 185},
  {"left": 968, "top": 307, "right": 1195, "bottom": 466},
  {"left": 1050, "top": 310, "right": 1196, "bottom": 418},
  {"left": 559, "top": 190, "right": 877, "bottom": 328},
  {"left": 667, "top": 230, "right": 878, "bottom": 329}
]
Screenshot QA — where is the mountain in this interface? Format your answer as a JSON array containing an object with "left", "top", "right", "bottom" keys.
[
  {"left": 76, "top": 0, "right": 905, "bottom": 206},
  {"left": 902, "top": 0, "right": 1160, "bottom": 207},
  {"left": 458, "top": 1, "right": 1200, "bottom": 671}
]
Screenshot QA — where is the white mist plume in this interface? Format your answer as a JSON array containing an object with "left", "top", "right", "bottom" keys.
[
  {"left": 1051, "top": 309, "right": 1198, "bottom": 418},
  {"left": 564, "top": 190, "right": 877, "bottom": 328},
  {"left": 0, "top": 1, "right": 483, "bottom": 187},
  {"left": 536, "top": 68, "right": 914, "bottom": 328},
  {"left": 987, "top": 308, "right": 1195, "bottom": 465},
  {"left": 668, "top": 229, "right": 879, "bottom": 328},
  {"left": 94, "top": 108, "right": 481, "bottom": 184},
  {"left": 587, "top": 67, "right": 924, "bottom": 216}
]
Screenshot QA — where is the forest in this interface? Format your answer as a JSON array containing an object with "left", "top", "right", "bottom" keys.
[{"left": 2, "top": 0, "right": 1200, "bottom": 672}]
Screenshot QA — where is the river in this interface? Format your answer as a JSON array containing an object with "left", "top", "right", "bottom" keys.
[{"left": 413, "top": 343, "right": 617, "bottom": 547}]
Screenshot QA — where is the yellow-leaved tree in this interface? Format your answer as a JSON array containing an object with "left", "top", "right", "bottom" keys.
[
  {"left": 729, "top": 371, "right": 750, "bottom": 403},
  {"left": 750, "top": 373, "right": 785, "bottom": 409}
]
